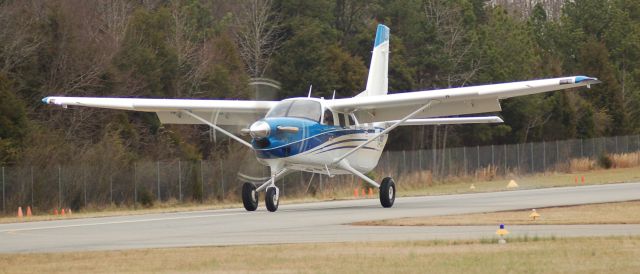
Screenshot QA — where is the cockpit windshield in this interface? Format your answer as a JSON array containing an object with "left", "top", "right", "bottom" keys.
[{"left": 265, "top": 100, "right": 322, "bottom": 122}]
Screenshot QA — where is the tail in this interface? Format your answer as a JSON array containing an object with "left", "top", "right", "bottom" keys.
[{"left": 358, "top": 24, "right": 389, "bottom": 97}]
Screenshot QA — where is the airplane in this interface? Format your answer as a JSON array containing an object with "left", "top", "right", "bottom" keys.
[{"left": 42, "top": 24, "right": 600, "bottom": 212}]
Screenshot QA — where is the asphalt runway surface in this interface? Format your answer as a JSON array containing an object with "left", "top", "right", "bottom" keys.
[{"left": 1, "top": 182, "right": 639, "bottom": 253}]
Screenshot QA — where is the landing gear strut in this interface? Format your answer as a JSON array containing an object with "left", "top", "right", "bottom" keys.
[{"left": 379, "top": 177, "right": 395, "bottom": 208}]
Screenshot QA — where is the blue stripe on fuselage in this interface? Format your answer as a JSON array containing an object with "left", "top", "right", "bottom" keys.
[{"left": 252, "top": 117, "right": 382, "bottom": 159}]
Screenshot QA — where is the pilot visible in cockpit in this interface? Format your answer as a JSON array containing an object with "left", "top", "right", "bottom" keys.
[{"left": 323, "top": 109, "right": 334, "bottom": 126}]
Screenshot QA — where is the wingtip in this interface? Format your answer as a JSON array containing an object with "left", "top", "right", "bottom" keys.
[
  {"left": 41, "top": 97, "right": 49, "bottom": 104},
  {"left": 575, "top": 76, "right": 598, "bottom": 83}
]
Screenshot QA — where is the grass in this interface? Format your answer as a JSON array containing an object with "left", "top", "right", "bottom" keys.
[
  {"left": 0, "top": 237, "right": 639, "bottom": 273},
  {"left": 355, "top": 200, "right": 640, "bottom": 226},
  {"left": 3, "top": 166, "right": 640, "bottom": 224},
  {"left": 394, "top": 166, "right": 640, "bottom": 197}
]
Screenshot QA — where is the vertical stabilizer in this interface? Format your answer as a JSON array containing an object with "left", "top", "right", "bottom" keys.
[{"left": 359, "top": 24, "right": 389, "bottom": 97}]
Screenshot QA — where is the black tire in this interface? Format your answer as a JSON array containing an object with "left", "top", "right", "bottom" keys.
[
  {"left": 242, "top": 182, "right": 258, "bottom": 211},
  {"left": 265, "top": 187, "right": 279, "bottom": 212},
  {"left": 379, "top": 177, "right": 396, "bottom": 208}
]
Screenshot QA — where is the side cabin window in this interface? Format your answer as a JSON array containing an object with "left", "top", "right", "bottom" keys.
[
  {"left": 338, "top": 113, "right": 346, "bottom": 128},
  {"left": 323, "top": 109, "right": 335, "bottom": 126},
  {"left": 348, "top": 114, "right": 356, "bottom": 127}
]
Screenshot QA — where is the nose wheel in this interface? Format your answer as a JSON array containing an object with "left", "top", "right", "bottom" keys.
[{"left": 265, "top": 187, "right": 280, "bottom": 212}]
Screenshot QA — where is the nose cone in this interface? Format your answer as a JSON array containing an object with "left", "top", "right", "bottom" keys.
[{"left": 249, "top": 121, "right": 271, "bottom": 139}]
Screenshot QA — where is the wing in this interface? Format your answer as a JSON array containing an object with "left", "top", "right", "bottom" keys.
[
  {"left": 41, "top": 97, "right": 278, "bottom": 126},
  {"left": 328, "top": 76, "right": 600, "bottom": 123}
]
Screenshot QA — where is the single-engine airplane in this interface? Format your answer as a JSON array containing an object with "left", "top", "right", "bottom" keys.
[{"left": 43, "top": 24, "right": 600, "bottom": 212}]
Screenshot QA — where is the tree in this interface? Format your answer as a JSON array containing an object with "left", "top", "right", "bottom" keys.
[{"left": 234, "top": 0, "right": 282, "bottom": 78}]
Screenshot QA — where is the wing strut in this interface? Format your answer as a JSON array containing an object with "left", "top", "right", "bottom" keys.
[
  {"left": 181, "top": 110, "right": 252, "bottom": 148},
  {"left": 331, "top": 100, "right": 438, "bottom": 165}
]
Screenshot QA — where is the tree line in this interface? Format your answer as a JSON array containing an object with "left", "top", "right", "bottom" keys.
[{"left": 1, "top": 0, "right": 639, "bottom": 168}]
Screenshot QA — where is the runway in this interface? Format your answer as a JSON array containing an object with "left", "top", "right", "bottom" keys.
[{"left": 1, "top": 182, "right": 639, "bottom": 253}]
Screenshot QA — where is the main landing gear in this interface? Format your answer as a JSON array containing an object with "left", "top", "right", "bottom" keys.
[{"left": 379, "top": 177, "right": 395, "bottom": 208}]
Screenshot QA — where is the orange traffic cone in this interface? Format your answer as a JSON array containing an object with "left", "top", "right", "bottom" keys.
[
  {"left": 354, "top": 188, "right": 359, "bottom": 198},
  {"left": 54, "top": 209, "right": 58, "bottom": 216},
  {"left": 581, "top": 176, "right": 585, "bottom": 184},
  {"left": 361, "top": 188, "right": 366, "bottom": 198},
  {"left": 368, "top": 188, "right": 373, "bottom": 198},
  {"left": 17, "top": 207, "right": 23, "bottom": 218},
  {"left": 26, "top": 206, "right": 32, "bottom": 217},
  {"left": 60, "top": 208, "right": 65, "bottom": 216}
]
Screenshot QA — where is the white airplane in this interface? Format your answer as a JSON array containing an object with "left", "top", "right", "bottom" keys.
[{"left": 43, "top": 24, "right": 600, "bottom": 212}]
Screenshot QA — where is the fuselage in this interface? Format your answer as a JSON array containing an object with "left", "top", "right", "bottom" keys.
[{"left": 250, "top": 98, "right": 387, "bottom": 175}]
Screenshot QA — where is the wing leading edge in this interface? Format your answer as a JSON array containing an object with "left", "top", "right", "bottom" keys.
[
  {"left": 42, "top": 97, "right": 279, "bottom": 126},
  {"left": 328, "top": 76, "right": 600, "bottom": 124}
]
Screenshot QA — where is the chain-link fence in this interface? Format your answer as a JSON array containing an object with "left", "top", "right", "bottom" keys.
[{"left": 2, "top": 134, "right": 640, "bottom": 215}]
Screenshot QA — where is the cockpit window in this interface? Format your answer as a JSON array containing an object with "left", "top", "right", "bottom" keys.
[
  {"left": 265, "top": 100, "right": 321, "bottom": 122},
  {"left": 287, "top": 100, "right": 322, "bottom": 121},
  {"left": 266, "top": 101, "right": 292, "bottom": 118}
]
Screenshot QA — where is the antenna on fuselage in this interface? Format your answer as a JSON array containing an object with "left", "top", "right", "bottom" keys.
[
  {"left": 332, "top": 90, "right": 336, "bottom": 100},
  {"left": 307, "top": 85, "right": 313, "bottom": 98}
]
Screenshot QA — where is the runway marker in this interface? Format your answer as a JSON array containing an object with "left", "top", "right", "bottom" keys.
[
  {"left": 0, "top": 212, "right": 254, "bottom": 233},
  {"left": 496, "top": 224, "right": 509, "bottom": 244},
  {"left": 529, "top": 209, "right": 540, "bottom": 220},
  {"left": 17, "top": 207, "right": 23, "bottom": 218}
]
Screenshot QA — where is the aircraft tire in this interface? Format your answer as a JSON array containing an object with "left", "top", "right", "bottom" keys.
[
  {"left": 265, "top": 187, "right": 279, "bottom": 212},
  {"left": 242, "top": 182, "right": 259, "bottom": 211},
  {"left": 379, "top": 177, "right": 395, "bottom": 208}
]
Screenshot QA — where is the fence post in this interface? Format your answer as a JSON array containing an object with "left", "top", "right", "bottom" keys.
[
  {"left": 2, "top": 166, "right": 5, "bottom": 214},
  {"left": 200, "top": 159, "right": 204, "bottom": 202},
  {"left": 157, "top": 161, "right": 160, "bottom": 201},
  {"left": 491, "top": 145, "right": 495, "bottom": 167},
  {"left": 476, "top": 146, "right": 480, "bottom": 170},
  {"left": 463, "top": 147, "right": 467, "bottom": 176},
  {"left": 556, "top": 140, "right": 560, "bottom": 167},
  {"left": 580, "top": 139, "right": 584, "bottom": 158},
  {"left": 516, "top": 143, "right": 520, "bottom": 172},
  {"left": 220, "top": 158, "right": 224, "bottom": 199},
  {"left": 133, "top": 162, "right": 137, "bottom": 209},
  {"left": 110, "top": 175, "right": 113, "bottom": 204},
  {"left": 402, "top": 150, "right": 406, "bottom": 174},
  {"left": 57, "top": 165, "right": 62, "bottom": 209},
  {"left": 544, "top": 141, "right": 548, "bottom": 170},
  {"left": 615, "top": 136, "right": 619, "bottom": 153},
  {"left": 503, "top": 144, "right": 507, "bottom": 173},
  {"left": 30, "top": 166, "right": 34, "bottom": 207},
  {"left": 178, "top": 160, "right": 182, "bottom": 202},
  {"left": 83, "top": 166, "right": 87, "bottom": 208},
  {"left": 530, "top": 143, "right": 534, "bottom": 172}
]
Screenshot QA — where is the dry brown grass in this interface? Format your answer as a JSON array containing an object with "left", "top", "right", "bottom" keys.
[
  {"left": 611, "top": 152, "right": 640, "bottom": 168},
  {"left": 569, "top": 157, "right": 595, "bottom": 172},
  {"left": 356, "top": 200, "right": 640, "bottom": 226},
  {"left": 0, "top": 237, "right": 639, "bottom": 273}
]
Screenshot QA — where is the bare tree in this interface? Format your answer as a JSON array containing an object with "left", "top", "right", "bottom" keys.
[
  {"left": 423, "top": 0, "right": 481, "bottom": 176},
  {"left": 233, "top": 0, "right": 282, "bottom": 78}
]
